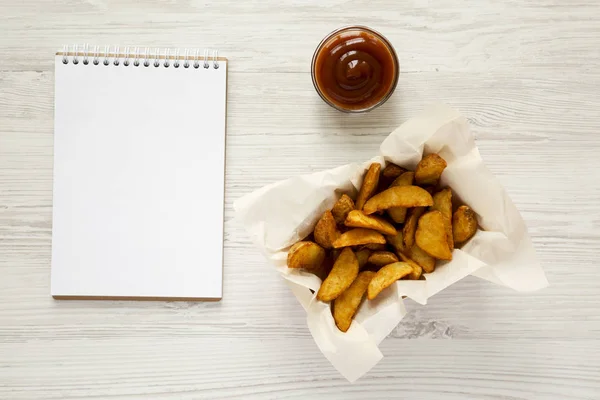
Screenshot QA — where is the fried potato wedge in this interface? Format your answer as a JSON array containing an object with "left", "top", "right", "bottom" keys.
[
  {"left": 453, "top": 205, "right": 478, "bottom": 244},
  {"left": 314, "top": 210, "right": 340, "bottom": 249},
  {"left": 344, "top": 210, "right": 398, "bottom": 236},
  {"left": 386, "top": 231, "right": 405, "bottom": 253},
  {"left": 415, "top": 153, "right": 447, "bottom": 185},
  {"left": 416, "top": 211, "right": 453, "bottom": 260},
  {"left": 356, "top": 163, "right": 381, "bottom": 210},
  {"left": 387, "top": 172, "right": 415, "bottom": 223},
  {"left": 407, "top": 245, "right": 436, "bottom": 273},
  {"left": 388, "top": 208, "right": 407, "bottom": 225},
  {"left": 390, "top": 171, "right": 415, "bottom": 188},
  {"left": 403, "top": 207, "right": 425, "bottom": 249},
  {"left": 317, "top": 248, "right": 359, "bottom": 302},
  {"left": 361, "top": 243, "right": 387, "bottom": 251},
  {"left": 313, "top": 255, "right": 334, "bottom": 281},
  {"left": 368, "top": 251, "right": 399, "bottom": 267},
  {"left": 332, "top": 228, "right": 386, "bottom": 248},
  {"left": 367, "top": 262, "right": 413, "bottom": 300},
  {"left": 363, "top": 186, "right": 433, "bottom": 215},
  {"left": 287, "top": 241, "right": 326, "bottom": 269},
  {"left": 379, "top": 163, "right": 406, "bottom": 190},
  {"left": 430, "top": 188, "right": 454, "bottom": 251},
  {"left": 382, "top": 163, "right": 406, "bottom": 179},
  {"left": 333, "top": 271, "right": 375, "bottom": 332},
  {"left": 331, "top": 194, "right": 355, "bottom": 224},
  {"left": 355, "top": 248, "right": 371, "bottom": 269},
  {"left": 398, "top": 252, "right": 423, "bottom": 280}
]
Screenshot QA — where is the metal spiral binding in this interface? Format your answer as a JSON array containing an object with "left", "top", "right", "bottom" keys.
[{"left": 60, "top": 45, "right": 221, "bottom": 69}]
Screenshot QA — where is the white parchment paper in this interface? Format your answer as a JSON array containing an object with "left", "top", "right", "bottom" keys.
[{"left": 234, "top": 104, "right": 548, "bottom": 382}]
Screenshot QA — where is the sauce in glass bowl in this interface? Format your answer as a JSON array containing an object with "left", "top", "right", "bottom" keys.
[{"left": 312, "top": 26, "right": 399, "bottom": 113}]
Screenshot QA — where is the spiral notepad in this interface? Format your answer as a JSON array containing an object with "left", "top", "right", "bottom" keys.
[{"left": 51, "top": 45, "right": 227, "bottom": 300}]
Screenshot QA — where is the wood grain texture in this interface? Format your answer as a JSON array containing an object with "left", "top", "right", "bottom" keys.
[{"left": 1, "top": 0, "right": 600, "bottom": 398}]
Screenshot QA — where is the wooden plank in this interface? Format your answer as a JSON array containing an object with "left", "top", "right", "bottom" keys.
[{"left": 0, "top": 338, "right": 598, "bottom": 399}]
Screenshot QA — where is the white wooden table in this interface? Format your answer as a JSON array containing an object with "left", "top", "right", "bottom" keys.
[{"left": 1, "top": 1, "right": 599, "bottom": 398}]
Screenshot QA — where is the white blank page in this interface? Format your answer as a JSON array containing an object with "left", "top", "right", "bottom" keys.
[{"left": 51, "top": 55, "right": 227, "bottom": 300}]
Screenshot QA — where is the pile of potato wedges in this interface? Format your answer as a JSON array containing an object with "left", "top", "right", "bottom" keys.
[{"left": 287, "top": 154, "right": 479, "bottom": 332}]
